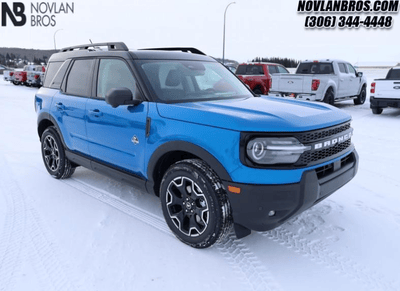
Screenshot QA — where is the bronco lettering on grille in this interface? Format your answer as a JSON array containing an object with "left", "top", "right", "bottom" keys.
[{"left": 314, "top": 131, "right": 352, "bottom": 150}]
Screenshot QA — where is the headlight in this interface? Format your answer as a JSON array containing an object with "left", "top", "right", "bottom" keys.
[{"left": 246, "top": 137, "right": 311, "bottom": 165}]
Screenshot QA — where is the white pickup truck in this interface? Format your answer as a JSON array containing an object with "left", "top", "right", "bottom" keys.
[
  {"left": 270, "top": 60, "right": 368, "bottom": 105},
  {"left": 370, "top": 67, "right": 400, "bottom": 114}
]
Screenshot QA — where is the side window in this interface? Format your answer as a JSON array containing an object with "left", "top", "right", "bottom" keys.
[
  {"left": 43, "top": 62, "right": 63, "bottom": 88},
  {"left": 65, "top": 59, "right": 95, "bottom": 97},
  {"left": 338, "top": 63, "right": 348, "bottom": 73},
  {"left": 97, "top": 59, "right": 136, "bottom": 98},
  {"left": 277, "top": 66, "right": 289, "bottom": 74},
  {"left": 347, "top": 64, "right": 356, "bottom": 76},
  {"left": 268, "top": 65, "right": 278, "bottom": 74},
  {"left": 50, "top": 60, "right": 71, "bottom": 89}
]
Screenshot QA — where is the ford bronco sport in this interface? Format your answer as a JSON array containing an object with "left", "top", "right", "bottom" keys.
[{"left": 35, "top": 42, "right": 359, "bottom": 248}]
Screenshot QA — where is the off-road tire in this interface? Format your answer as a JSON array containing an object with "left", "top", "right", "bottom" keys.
[
  {"left": 160, "top": 159, "right": 232, "bottom": 248},
  {"left": 41, "top": 126, "right": 75, "bottom": 179},
  {"left": 372, "top": 108, "right": 383, "bottom": 115},
  {"left": 323, "top": 88, "right": 335, "bottom": 105},
  {"left": 354, "top": 85, "right": 366, "bottom": 105}
]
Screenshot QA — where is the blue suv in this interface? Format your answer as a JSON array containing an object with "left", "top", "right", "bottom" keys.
[{"left": 35, "top": 42, "right": 358, "bottom": 248}]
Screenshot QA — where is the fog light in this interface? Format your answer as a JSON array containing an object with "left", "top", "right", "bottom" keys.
[{"left": 268, "top": 210, "right": 276, "bottom": 217}]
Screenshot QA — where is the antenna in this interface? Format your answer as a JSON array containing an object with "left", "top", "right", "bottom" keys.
[{"left": 89, "top": 39, "right": 93, "bottom": 44}]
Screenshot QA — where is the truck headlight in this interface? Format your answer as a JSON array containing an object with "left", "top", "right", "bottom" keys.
[{"left": 246, "top": 137, "right": 311, "bottom": 165}]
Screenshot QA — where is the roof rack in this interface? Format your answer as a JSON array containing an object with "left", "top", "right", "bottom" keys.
[
  {"left": 60, "top": 42, "right": 129, "bottom": 52},
  {"left": 139, "top": 47, "right": 206, "bottom": 56}
]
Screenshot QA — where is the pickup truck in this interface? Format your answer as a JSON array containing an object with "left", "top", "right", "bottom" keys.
[
  {"left": 270, "top": 60, "right": 367, "bottom": 105},
  {"left": 3, "top": 69, "right": 15, "bottom": 82},
  {"left": 13, "top": 65, "right": 45, "bottom": 86},
  {"left": 370, "top": 67, "right": 400, "bottom": 114},
  {"left": 0, "top": 64, "right": 12, "bottom": 74},
  {"left": 236, "top": 62, "right": 289, "bottom": 95}
]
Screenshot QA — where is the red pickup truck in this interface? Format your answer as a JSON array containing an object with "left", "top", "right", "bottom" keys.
[
  {"left": 236, "top": 62, "right": 289, "bottom": 95},
  {"left": 13, "top": 65, "right": 45, "bottom": 87}
]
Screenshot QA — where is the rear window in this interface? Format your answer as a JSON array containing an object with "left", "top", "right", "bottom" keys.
[
  {"left": 386, "top": 69, "right": 400, "bottom": 80},
  {"left": 65, "top": 59, "right": 95, "bottom": 97},
  {"left": 296, "top": 62, "right": 333, "bottom": 74},
  {"left": 43, "top": 62, "right": 63, "bottom": 88},
  {"left": 49, "top": 60, "right": 71, "bottom": 89},
  {"left": 236, "top": 65, "right": 264, "bottom": 75}
]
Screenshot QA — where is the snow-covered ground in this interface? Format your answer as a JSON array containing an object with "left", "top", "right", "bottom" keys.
[{"left": 0, "top": 69, "right": 399, "bottom": 291}]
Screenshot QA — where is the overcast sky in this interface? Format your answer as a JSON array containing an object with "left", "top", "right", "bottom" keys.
[{"left": 1, "top": 0, "right": 399, "bottom": 64}]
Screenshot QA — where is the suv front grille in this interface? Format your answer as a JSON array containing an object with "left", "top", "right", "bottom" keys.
[
  {"left": 294, "top": 122, "right": 351, "bottom": 143},
  {"left": 296, "top": 139, "right": 351, "bottom": 166}
]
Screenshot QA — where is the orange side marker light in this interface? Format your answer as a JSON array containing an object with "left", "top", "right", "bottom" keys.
[{"left": 228, "top": 186, "right": 241, "bottom": 194}]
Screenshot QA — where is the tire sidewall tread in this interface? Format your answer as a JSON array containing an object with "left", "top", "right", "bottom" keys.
[
  {"left": 160, "top": 159, "right": 232, "bottom": 248},
  {"left": 41, "top": 126, "right": 74, "bottom": 180}
]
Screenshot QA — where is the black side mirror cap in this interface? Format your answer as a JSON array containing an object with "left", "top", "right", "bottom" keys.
[
  {"left": 357, "top": 72, "right": 363, "bottom": 77},
  {"left": 105, "top": 87, "right": 142, "bottom": 108}
]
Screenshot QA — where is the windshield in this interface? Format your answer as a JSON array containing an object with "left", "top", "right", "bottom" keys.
[
  {"left": 138, "top": 60, "right": 253, "bottom": 102},
  {"left": 296, "top": 62, "right": 333, "bottom": 74}
]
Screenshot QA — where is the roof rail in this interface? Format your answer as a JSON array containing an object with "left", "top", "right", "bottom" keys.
[
  {"left": 60, "top": 42, "right": 129, "bottom": 52},
  {"left": 139, "top": 47, "right": 206, "bottom": 56}
]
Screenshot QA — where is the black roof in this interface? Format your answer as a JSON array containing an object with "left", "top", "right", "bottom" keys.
[{"left": 49, "top": 42, "right": 215, "bottom": 63}]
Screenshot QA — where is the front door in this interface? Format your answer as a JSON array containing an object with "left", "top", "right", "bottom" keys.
[{"left": 86, "top": 58, "right": 148, "bottom": 178}]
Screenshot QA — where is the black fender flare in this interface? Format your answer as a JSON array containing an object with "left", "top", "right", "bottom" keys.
[
  {"left": 146, "top": 141, "right": 232, "bottom": 195},
  {"left": 37, "top": 112, "right": 67, "bottom": 147}
]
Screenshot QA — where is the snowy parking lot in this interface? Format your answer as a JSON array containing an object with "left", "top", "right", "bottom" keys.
[{"left": 0, "top": 69, "right": 399, "bottom": 291}]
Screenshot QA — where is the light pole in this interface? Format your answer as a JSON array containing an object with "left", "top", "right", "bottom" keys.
[
  {"left": 222, "top": 2, "right": 236, "bottom": 65},
  {"left": 54, "top": 29, "right": 63, "bottom": 50}
]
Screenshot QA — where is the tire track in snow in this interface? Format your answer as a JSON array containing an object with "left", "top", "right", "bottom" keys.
[
  {"left": 262, "top": 227, "right": 398, "bottom": 291},
  {"left": 0, "top": 156, "right": 78, "bottom": 291},
  {"left": 0, "top": 157, "right": 26, "bottom": 291},
  {"left": 217, "top": 233, "right": 283, "bottom": 291},
  {"left": 63, "top": 178, "right": 172, "bottom": 235},
  {"left": 24, "top": 203, "right": 79, "bottom": 291},
  {"left": 64, "top": 178, "right": 282, "bottom": 291}
]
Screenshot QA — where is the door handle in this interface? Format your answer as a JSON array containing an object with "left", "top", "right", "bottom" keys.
[
  {"left": 340, "top": 79, "right": 344, "bottom": 81},
  {"left": 89, "top": 109, "right": 103, "bottom": 117},
  {"left": 55, "top": 102, "right": 65, "bottom": 110}
]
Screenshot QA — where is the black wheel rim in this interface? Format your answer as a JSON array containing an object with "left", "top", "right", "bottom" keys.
[
  {"left": 43, "top": 135, "right": 60, "bottom": 171},
  {"left": 166, "top": 177, "right": 209, "bottom": 237},
  {"left": 361, "top": 89, "right": 366, "bottom": 102}
]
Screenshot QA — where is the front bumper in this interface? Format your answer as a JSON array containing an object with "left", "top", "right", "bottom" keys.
[
  {"left": 223, "top": 150, "right": 358, "bottom": 233},
  {"left": 370, "top": 96, "right": 400, "bottom": 109}
]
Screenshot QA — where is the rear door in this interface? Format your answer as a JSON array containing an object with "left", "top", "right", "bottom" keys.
[
  {"left": 51, "top": 59, "right": 93, "bottom": 155},
  {"left": 86, "top": 58, "right": 148, "bottom": 177},
  {"left": 337, "top": 62, "right": 349, "bottom": 97}
]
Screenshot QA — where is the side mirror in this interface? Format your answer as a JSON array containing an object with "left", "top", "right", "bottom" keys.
[
  {"left": 357, "top": 72, "right": 363, "bottom": 77},
  {"left": 105, "top": 87, "right": 142, "bottom": 108}
]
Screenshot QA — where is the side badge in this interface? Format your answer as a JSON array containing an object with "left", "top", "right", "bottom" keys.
[{"left": 131, "top": 135, "right": 139, "bottom": 145}]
